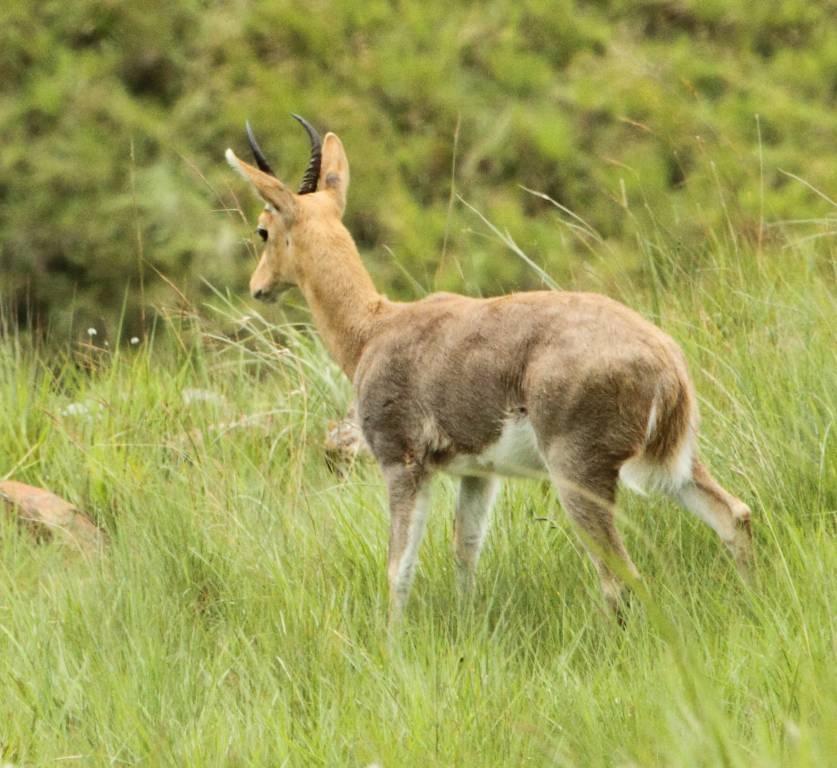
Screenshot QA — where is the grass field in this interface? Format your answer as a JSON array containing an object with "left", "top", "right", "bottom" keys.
[{"left": 1, "top": 216, "right": 835, "bottom": 765}]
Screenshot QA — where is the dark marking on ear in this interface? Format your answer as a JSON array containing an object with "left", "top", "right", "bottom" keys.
[{"left": 325, "top": 172, "right": 340, "bottom": 188}]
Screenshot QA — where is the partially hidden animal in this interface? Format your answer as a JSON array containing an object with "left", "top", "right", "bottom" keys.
[{"left": 225, "top": 116, "right": 753, "bottom": 625}]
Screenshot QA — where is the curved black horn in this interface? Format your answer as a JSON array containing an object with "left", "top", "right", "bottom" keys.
[
  {"left": 245, "top": 121, "right": 275, "bottom": 176},
  {"left": 291, "top": 114, "right": 322, "bottom": 194}
]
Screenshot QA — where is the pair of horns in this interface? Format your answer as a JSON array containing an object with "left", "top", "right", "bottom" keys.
[{"left": 245, "top": 114, "right": 322, "bottom": 195}]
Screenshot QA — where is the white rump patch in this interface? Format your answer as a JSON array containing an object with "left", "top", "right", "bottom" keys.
[
  {"left": 619, "top": 425, "right": 694, "bottom": 495},
  {"left": 445, "top": 416, "right": 547, "bottom": 479},
  {"left": 619, "top": 384, "right": 694, "bottom": 495}
]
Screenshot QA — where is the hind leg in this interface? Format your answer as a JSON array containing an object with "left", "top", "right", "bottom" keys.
[
  {"left": 547, "top": 446, "right": 640, "bottom": 619},
  {"left": 674, "top": 457, "right": 753, "bottom": 574}
]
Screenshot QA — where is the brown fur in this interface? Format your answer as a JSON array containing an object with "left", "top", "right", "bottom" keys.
[{"left": 226, "top": 127, "right": 753, "bottom": 625}]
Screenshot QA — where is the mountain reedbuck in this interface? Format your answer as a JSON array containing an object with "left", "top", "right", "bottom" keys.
[{"left": 225, "top": 116, "right": 753, "bottom": 624}]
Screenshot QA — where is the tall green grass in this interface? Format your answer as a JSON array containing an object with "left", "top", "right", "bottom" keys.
[{"left": 0, "top": 225, "right": 834, "bottom": 765}]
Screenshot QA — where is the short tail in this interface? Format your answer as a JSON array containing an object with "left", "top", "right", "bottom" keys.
[
  {"left": 619, "top": 374, "right": 697, "bottom": 495},
  {"left": 645, "top": 375, "right": 695, "bottom": 463}
]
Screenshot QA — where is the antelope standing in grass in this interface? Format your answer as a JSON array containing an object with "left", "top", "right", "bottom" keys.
[{"left": 225, "top": 117, "right": 753, "bottom": 624}]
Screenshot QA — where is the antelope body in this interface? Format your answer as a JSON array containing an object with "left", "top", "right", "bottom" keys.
[{"left": 226, "top": 118, "right": 753, "bottom": 623}]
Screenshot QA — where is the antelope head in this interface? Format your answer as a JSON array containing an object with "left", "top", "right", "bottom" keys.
[{"left": 225, "top": 115, "right": 350, "bottom": 301}]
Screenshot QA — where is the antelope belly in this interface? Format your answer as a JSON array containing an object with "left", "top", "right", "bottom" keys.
[{"left": 444, "top": 417, "right": 547, "bottom": 479}]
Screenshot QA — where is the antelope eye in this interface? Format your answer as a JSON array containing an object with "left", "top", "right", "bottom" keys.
[{"left": 256, "top": 226, "right": 268, "bottom": 242}]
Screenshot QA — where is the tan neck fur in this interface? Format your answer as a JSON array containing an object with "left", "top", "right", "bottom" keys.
[{"left": 295, "top": 221, "right": 386, "bottom": 378}]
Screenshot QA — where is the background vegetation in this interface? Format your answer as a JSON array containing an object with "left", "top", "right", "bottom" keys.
[
  {"left": 1, "top": 0, "right": 834, "bottom": 335},
  {"left": 1, "top": 1, "right": 835, "bottom": 765}
]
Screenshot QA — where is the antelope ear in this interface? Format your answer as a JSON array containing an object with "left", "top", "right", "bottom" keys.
[
  {"left": 225, "top": 149, "right": 296, "bottom": 216},
  {"left": 318, "top": 133, "right": 349, "bottom": 216}
]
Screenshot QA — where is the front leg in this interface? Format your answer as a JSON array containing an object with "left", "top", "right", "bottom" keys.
[
  {"left": 454, "top": 475, "right": 499, "bottom": 599},
  {"left": 383, "top": 464, "right": 432, "bottom": 627}
]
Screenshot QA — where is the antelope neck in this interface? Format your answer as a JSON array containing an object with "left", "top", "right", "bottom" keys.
[{"left": 296, "top": 226, "right": 386, "bottom": 378}]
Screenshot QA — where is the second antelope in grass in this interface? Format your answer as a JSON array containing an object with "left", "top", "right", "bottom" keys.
[{"left": 225, "top": 117, "right": 753, "bottom": 624}]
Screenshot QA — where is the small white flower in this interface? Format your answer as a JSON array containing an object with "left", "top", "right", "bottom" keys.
[
  {"left": 182, "top": 388, "right": 229, "bottom": 408},
  {"left": 104, "top": 341, "right": 110, "bottom": 347},
  {"left": 87, "top": 327, "right": 98, "bottom": 337},
  {"left": 60, "top": 400, "right": 104, "bottom": 419},
  {"left": 130, "top": 336, "right": 140, "bottom": 345}
]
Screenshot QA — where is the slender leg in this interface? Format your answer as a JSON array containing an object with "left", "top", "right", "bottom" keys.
[
  {"left": 454, "top": 475, "right": 499, "bottom": 599},
  {"left": 674, "top": 457, "right": 753, "bottom": 574},
  {"left": 384, "top": 465, "right": 432, "bottom": 627},
  {"left": 548, "top": 447, "right": 640, "bottom": 620}
]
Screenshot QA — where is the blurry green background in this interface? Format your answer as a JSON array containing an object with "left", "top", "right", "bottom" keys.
[{"left": 1, "top": 0, "right": 834, "bottom": 337}]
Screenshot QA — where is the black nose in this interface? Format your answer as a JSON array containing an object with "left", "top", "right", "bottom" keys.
[{"left": 252, "top": 288, "right": 266, "bottom": 300}]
